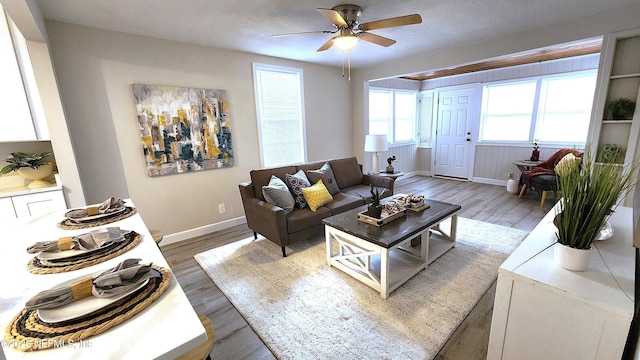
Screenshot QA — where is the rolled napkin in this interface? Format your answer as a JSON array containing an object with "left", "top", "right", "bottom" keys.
[
  {"left": 26, "top": 227, "right": 127, "bottom": 254},
  {"left": 65, "top": 197, "right": 125, "bottom": 219},
  {"left": 25, "top": 258, "right": 159, "bottom": 310}
]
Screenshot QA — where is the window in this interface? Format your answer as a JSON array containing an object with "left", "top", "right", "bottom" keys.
[
  {"left": 480, "top": 81, "right": 537, "bottom": 141},
  {"left": 253, "top": 63, "right": 306, "bottom": 167},
  {"left": 369, "top": 88, "right": 417, "bottom": 144},
  {"left": 479, "top": 70, "right": 597, "bottom": 144},
  {"left": 535, "top": 75, "right": 597, "bottom": 143}
]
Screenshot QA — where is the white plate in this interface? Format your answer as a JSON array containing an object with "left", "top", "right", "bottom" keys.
[
  {"left": 595, "top": 221, "right": 614, "bottom": 241},
  {"left": 65, "top": 205, "right": 127, "bottom": 222},
  {"left": 37, "top": 274, "right": 149, "bottom": 323},
  {"left": 37, "top": 241, "right": 117, "bottom": 261}
]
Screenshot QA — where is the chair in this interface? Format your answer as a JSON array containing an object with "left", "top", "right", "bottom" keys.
[{"left": 518, "top": 148, "right": 582, "bottom": 207}]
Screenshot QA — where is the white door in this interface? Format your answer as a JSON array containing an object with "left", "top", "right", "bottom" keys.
[{"left": 434, "top": 87, "right": 477, "bottom": 179}]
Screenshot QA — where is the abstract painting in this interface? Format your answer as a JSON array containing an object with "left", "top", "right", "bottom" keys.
[{"left": 132, "top": 84, "right": 233, "bottom": 177}]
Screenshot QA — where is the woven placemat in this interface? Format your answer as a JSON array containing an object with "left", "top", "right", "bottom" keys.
[
  {"left": 27, "top": 232, "right": 142, "bottom": 274},
  {"left": 57, "top": 207, "right": 137, "bottom": 230},
  {"left": 4, "top": 265, "right": 171, "bottom": 352}
]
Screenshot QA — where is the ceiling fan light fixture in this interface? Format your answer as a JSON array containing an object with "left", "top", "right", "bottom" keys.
[{"left": 333, "top": 34, "right": 358, "bottom": 51}]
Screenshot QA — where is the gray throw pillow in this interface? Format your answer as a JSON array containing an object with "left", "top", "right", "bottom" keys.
[
  {"left": 307, "top": 162, "right": 340, "bottom": 196},
  {"left": 262, "top": 175, "right": 295, "bottom": 213},
  {"left": 286, "top": 170, "right": 311, "bottom": 209}
]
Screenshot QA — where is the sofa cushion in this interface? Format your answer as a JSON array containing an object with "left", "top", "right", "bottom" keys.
[
  {"left": 301, "top": 180, "right": 334, "bottom": 211},
  {"left": 323, "top": 192, "right": 364, "bottom": 215},
  {"left": 262, "top": 175, "right": 295, "bottom": 214},
  {"left": 286, "top": 206, "right": 332, "bottom": 234},
  {"left": 250, "top": 166, "right": 296, "bottom": 201},
  {"left": 306, "top": 162, "right": 340, "bottom": 196},
  {"left": 329, "top": 157, "right": 363, "bottom": 189},
  {"left": 286, "top": 170, "right": 311, "bottom": 209}
]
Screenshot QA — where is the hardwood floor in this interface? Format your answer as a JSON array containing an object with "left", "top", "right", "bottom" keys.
[{"left": 161, "top": 175, "right": 550, "bottom": 359}]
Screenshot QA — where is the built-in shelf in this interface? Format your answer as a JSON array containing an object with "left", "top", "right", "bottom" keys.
[
  {"left": 610, "top": 73, "right": 640, "bottom": 79},
  {"left": 602, "top": 119, "right": 633, "bottom": 123}
]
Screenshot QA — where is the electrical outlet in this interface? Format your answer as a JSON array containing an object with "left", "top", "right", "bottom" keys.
[{"left": 218, "top": 203, "right": 226, "bottom": 214}]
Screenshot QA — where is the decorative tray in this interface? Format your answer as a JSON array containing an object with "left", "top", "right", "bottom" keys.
[{"left": 357, "top": 208, "right": 406, "bottom": 227}]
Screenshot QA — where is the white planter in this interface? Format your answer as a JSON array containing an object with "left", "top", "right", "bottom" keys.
[
  {"left": 554, "top": 243, "right": 592, "bottom": 271},
  {"left": 16, "top": 163, "right": 54, "bottom": 189},
  {"left": 506, "top": 179, "right": 519, "bottom": 194}
]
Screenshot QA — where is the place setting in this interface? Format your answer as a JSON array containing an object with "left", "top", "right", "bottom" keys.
[
  {"left": 26, "top": 226, "right": 143, "bottom": 274},
  {"left": 57, "top": 197, "right": 137, "bottom": 230},
  {"left": 4, "top": 258, "right": 171, "bottom": 352}
]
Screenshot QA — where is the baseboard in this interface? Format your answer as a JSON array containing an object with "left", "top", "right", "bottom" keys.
[
  {"left": 160, "top": 216, "right": 247, "bottom": 246},
  {"left": 472, "top": 177, "right": 507, "bottom": 186}
]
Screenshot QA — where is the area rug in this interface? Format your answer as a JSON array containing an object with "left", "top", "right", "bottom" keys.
[{"left": 194, "top": 217, "right": 527, "bottom": 360}]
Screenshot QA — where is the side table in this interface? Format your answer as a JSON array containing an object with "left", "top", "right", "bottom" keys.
[
  {"left": 512, "top": 160, "right": 542, "bottom": 172},
  {"left": 369, "top": 171, "right": 405, "bottom": 180}
]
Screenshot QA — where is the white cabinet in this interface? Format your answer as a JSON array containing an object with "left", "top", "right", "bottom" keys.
[
  {"left": 487, "top": 206, "right": 634, "bottom": 360},
  {"left": 0, "top": 189, "right": 66, "bottom": 220},
  {"left": 0, "top": 197, "right": 16, "bottom": 218}
]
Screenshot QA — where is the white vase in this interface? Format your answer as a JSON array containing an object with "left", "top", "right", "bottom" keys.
[
  {"left": 553, "top": 243, "right": 592, "bottom": 271},
  {"left": 16, "top": 163, "right": 54, "bottom": 189}
]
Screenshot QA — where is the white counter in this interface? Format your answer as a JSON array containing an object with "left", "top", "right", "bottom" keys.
[{"left": 0, "top": 199, "right": 206, "bottom": 359}]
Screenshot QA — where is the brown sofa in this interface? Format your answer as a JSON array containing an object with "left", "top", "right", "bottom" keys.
[{"left": 238, "top": 156, "right": 395, "bottom": 256}]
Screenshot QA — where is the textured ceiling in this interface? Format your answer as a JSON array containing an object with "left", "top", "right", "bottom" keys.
[{"left": 34, "top": 0, "right": 638, "bottom": 69}]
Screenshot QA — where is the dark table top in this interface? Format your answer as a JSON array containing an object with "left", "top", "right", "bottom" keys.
[{"left": 322, "top": 199, "right": 461, "bottom": 249}]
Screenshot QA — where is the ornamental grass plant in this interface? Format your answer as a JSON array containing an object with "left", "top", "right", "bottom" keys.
[{"left": 555, "top": 153, "right": 638, "bottom": 250}]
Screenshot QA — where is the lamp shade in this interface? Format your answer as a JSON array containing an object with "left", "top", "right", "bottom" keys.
[
  {"left": 364, "top": 134, "right": 388, "bottom": 152},
  {"left": 333, "top": 35, "right": 359, "bottom": 51}
]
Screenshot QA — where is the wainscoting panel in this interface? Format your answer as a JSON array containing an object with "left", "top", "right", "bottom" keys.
[
  {"left": 473, "top": 145, "right": 580, "bottom": 184},
  {"left": 364, "top": 143, "right": 418, "bottom": 175}
]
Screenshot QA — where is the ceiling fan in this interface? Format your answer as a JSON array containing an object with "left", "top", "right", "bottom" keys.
[{"left": 273, "top": 4, "right": 422, "bottom": 52}]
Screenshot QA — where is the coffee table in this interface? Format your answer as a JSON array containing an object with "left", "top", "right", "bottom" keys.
[{"left": 322, "top": 199, "right": 461, "bottom": 299}]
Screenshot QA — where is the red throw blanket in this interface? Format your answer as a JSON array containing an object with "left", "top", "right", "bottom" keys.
[{"left": 524, "top": 148, "right": 583, "bottom": 189}]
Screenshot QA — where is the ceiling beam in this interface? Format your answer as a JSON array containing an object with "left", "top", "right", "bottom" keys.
[{"left": 401, "top": 39, "right": 602, "bottom": 82}]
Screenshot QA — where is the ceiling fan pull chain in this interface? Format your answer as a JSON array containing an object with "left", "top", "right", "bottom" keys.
[
  {"left": 341, "top": 51, "right": 345, "bottom": 78},
  {"left": 348, "top": 49, "right": 352, "bottom": 81}
]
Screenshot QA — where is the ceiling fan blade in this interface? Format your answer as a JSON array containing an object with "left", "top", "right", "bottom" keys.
[
  {"left": 359, "top": 14, "right": 422, "bottom": 31},
  {"left": 272, "top": 30, "right": 333, "bottom": 38},
  {"left": 317, "top": 8, "right": 347, "bottom": 28},
  {"left": 359, "top": 32, "right": 396, "bottom": 47},
  {"left": 317, "top": 37, "right": 336, "bottom": 52}
]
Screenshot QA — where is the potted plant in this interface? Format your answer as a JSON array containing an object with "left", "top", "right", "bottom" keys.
[
  {"left": 386, "top": 156, "right": 396, "bottom": 173},
  {"left": 605, "top": 98, "right": 636, "bottom": 120},
  {"left": 1, "top": 152, "right": 54, "bottom": 188},
  {"left": 554, "top": 152, "right": 637, "bottom": 271},
  {"left": 366, "top": 184, "right": 383, "bottom": 219},
  {"left": 530, "top": 140, "right": 540, "bottom": 161}
]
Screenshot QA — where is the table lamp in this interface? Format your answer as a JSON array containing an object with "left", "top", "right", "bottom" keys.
[{"left": 364, "top": 134, "right": 388, "bottom": 174}]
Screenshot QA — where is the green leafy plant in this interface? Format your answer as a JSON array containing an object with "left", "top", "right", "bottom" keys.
[
  {"left": 605, "top": 98, "right": 636, "bottom": 120},
  {"left": 368, "top": 184, "right": 382, "bottom": 206},
  {"left": 555, "top": 153, "right": 638, "bottom": 249},
  {"left": 386, "top": 156, "right": 397, "bottom": 165},
  {"left": 0, "top": 152, "right": 53, "bottom": 175}
]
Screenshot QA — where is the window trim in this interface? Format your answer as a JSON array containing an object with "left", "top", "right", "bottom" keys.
[{"left": 252, "top": 62, "right": 307, "bottom": 167}]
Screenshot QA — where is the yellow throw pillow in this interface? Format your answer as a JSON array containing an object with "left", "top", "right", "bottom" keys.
[
  {"left": 301, "top": 180, "right": 333, "bottom": 211},
  {"left": 555, "top": 153, "right": 582, "bottom": 176}
]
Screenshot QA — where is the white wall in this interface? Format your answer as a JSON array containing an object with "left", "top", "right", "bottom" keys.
[{"left": 45, "top": 21, "right": 352, "bottom": 236}]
